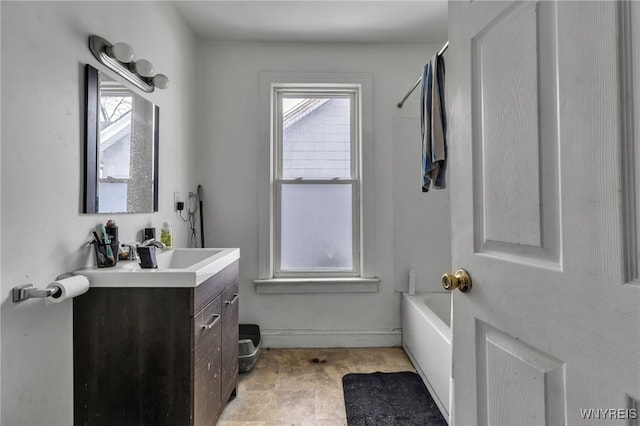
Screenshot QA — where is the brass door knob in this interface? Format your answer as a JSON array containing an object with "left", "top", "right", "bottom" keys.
[{"left": 442, "top": 269, "right": 472, "bottom": 293}]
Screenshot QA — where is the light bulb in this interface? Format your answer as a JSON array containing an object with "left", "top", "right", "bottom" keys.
[
  {"left": 134, "top": 59, "right": 154, "bottom": 78},
  {"left": 152, "top": 74, "right": 170, "bottom": 90},
  {"left": 109, "top": 42, "right": 134, "bottom": 63}
]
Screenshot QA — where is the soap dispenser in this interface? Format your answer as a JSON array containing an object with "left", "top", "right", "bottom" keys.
[{"left": 160, "top": 220, "right": 173, "bottom": 249}]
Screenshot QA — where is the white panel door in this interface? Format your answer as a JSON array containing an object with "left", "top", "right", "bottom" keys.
[{"left": 448, "top": 1, "right": 640, "bottom": 425}]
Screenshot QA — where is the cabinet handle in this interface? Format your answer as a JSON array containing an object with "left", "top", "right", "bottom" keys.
[
  {"left": 201, "top": 314, "right": 221, "bottom": 330},
  {"left": 224, "top": 294, "right": 239, "bottom": 306}
]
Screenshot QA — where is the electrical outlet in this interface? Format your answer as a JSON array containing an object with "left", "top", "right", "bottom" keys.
[{"left": 174, "top": 192, "right": 182, "bottom": 211}]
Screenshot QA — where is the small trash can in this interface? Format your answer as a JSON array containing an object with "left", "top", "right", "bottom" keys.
[{"left": 239, "top": 324, "right": 261, "bottom": 373}]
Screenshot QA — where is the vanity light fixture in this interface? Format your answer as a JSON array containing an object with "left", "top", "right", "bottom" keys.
[{"left": 88, "top": 35, "right": 170, "bottom": 93}]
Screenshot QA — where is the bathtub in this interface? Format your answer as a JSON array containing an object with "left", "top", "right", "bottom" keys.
[{"left": 402, "top": 292, "right": 452, "bottom": 422}]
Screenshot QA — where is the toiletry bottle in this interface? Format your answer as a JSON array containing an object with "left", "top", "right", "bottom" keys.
[
  {"left": 408, "top": 267, "right": 416, "bottom": 295},
  {"left": 144, "top": 227, "right": 156, "bottom": 241},
  {"left": 160, "top": 220, "right": 173, "bottom": 249},
  {"left": 106, "top": 219, "right": 118, "bottom": 243}
]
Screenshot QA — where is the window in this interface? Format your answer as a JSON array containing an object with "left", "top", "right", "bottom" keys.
[
  {"left": 98, "top": 91, "right": 133, "bottom": 212},
  {"left": 275, "top": 90, "right": 360, "bottom": 277},
  {"left": 256, "top": 72, "right": 378, "bottom": 293}
]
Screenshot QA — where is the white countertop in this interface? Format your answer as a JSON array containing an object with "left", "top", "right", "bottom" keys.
[{"left": 73, "top": 248, "right": 240, "bottom": 287}]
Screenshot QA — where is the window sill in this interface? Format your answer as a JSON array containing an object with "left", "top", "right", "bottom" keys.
[{"left": 253, "top": 277, "right": 380, "bottom": 294}]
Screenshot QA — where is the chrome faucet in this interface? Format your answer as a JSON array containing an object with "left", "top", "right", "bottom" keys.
[
  {"left": 122, "top": 239, "right": 165, "bottom": 261},
  {"left": 123, "top": 243, "right": 139, "bottom": 261},
  {"left": 141, "top": 238, "right": 166, "bottom": 249}
]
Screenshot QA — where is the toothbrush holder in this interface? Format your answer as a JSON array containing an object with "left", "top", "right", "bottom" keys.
[{"left": 92, "top": 240, "right": 119, "bottom": 268}]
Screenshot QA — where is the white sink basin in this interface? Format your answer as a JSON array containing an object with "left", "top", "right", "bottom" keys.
[{"left": 73, "top": 248, "right": 240, "bottom": 287}]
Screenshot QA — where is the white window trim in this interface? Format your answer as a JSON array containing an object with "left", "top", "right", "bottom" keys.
[
  {"left": 255, "top": 72, "right": 379, "bottom": 294},
  {"left": 274, "top": 88, "right": 359, "bottom": 278}
]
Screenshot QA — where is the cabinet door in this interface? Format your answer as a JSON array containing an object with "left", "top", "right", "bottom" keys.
[
  {"left": 74, "top": 287, "right": 192, "bottom": 426},
  {"left": 193, "top": 295, "right": 222, "bottom": 426},
  {"left": 220, "top": 282, "right": 239, "bottom": 401}
]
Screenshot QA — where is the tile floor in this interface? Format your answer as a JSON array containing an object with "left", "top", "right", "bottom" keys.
[{"left": 218, "top": 347, "right": 416, "bottom": 426}]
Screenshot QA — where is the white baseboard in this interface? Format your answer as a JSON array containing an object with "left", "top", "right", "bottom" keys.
[{"left": 261, "top": 328, "right": 402, "bottom": 348}]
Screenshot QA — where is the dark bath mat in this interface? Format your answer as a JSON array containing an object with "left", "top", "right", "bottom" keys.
[{"left": 342, "top": 371, "right": 447, "bottom": 425}]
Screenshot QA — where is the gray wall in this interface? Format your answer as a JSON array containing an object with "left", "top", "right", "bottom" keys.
[
  {"left": 196, "top": 41, "right": 451, "bottom": 347},
  {"left": 1, "top": 2, "right": 198, "bottom": 424}
]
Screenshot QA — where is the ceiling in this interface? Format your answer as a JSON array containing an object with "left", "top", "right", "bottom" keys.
[{"left": 171, "top": 1, "right": 448, "bottom": 44}]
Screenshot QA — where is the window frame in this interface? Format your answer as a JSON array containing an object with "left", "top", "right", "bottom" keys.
[
  {"left": 273, "top": 88, "right": 361, "bottom": 278},
  {"left": 256, "top": 72, "right": 378, "bottom": 293}
]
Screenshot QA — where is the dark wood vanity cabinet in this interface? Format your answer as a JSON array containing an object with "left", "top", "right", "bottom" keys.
[{"left": 73, "top": 261, "right": 239, "bottom": 426}]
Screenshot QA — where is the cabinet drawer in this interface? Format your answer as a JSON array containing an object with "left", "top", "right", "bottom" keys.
[{"left": 194, "top": 261, "right": 239, "bottom": 315}]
